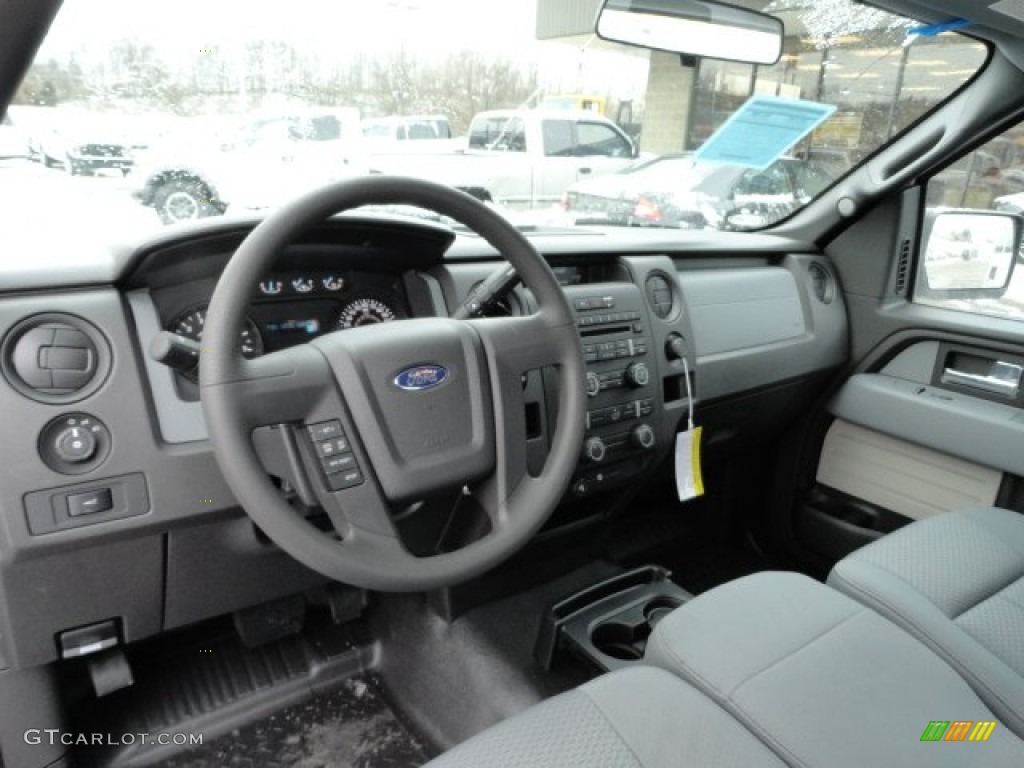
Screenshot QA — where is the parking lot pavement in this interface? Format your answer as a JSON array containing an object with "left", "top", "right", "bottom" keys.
[{"left": 0, "top": 158, "right": 161, "bottom": 241}]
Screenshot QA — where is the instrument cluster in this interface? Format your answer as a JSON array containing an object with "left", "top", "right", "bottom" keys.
[{"left": 166, "top": 271, "right": 409, "bottom": 372}]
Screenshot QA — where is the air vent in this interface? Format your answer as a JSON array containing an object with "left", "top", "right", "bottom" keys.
[
  {"left": 1, "top": 314, "right": 110, "bottom": 403},
  {"left": 645, "top": 273, "right": 676, "bottom": 319},
  {"left": 894, "top": 238, "right": 911, "bottom": 295},
  {"left": 807, "top": 262, "right": 835, "bottom": 304}
]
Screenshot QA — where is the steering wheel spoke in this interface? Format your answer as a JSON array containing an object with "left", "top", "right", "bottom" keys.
[
  {"left": 467, "top": 313, "right": 577, "bottom": 376},
  {"left": 206, "top": 344, "right": 337, "bottom": 430}
]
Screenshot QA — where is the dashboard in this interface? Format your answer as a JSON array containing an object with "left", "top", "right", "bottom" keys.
[{"left": 0, "top": 212, "right": 848, "bottom": 670}]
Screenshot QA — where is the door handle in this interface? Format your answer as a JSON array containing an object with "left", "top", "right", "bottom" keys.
[
  {"left": 941, "top": 364, "right": 1022, "bottom": 398},
  {"left": 579, "top": 167, "right": 592, "bottom": 175}
]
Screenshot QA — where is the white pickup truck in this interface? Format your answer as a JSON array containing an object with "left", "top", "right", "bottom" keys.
[{"left": 368, "top": 109, "right": 639, "bottom": 210}]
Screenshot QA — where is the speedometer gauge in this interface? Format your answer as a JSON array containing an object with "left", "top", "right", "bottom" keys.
[
  {"left": 336, "top": 297, "right": 397, "bottom": 329},
  {"left": 170, "top": 306, "right": 264, "bottom": 380}
]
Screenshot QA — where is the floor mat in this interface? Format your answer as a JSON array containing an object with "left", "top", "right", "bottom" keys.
[{"left": 156, "top": 675, "right": 429, "bottom": 768}]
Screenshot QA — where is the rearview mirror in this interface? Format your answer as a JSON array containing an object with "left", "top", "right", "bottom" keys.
[
  {"left": 920, "top": 210, "right": 1022, "bottom": 298},
  {"left": 595, "top": 0, "right": 784, "bottom": 65}
]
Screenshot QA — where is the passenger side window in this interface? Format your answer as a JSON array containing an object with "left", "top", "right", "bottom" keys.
[
  {"left": 542, "top": 120, "right": 575, "bottom": 157},
  {"left": 792, "top": 163, "right": 833, "bottom": 200},
  {"left": 574, "top": 122, "right": 632, "bottom": 157},
  {"left": 918, "top": 122, "right": 1024, "bottom": 320},
  {"left": 470, "top": 117, "right": 525, "bottom": 151}
]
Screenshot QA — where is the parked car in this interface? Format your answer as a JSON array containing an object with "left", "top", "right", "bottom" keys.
[
  {"left": 362, "top": 114, "right": 453, "bottom": 141},
  {"left": 130, "top": 108, "right": 364, "bottom": 223},
  {"left": 563, "top": 153, "right": 835, "bottom": 230},
  {"left": 0, "top": 111, "right": 28, "bottom": 159},
  {"left": 369, "top": 108, "right": 639, "bottom": 209}
]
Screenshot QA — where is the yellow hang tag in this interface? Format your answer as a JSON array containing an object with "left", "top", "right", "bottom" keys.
[{"left": 675, "top": 426, "right": 704, "bottom": 502}]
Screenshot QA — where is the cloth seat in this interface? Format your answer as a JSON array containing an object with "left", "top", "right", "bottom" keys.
[
  {"left": 645, "top": 571, "right": 1024, "bottom": 767},
  {"left": 422, "top": 665, "right": 787, "bottom": 768},
  {"left": 828, "top": 506, "right": 1024, "bottom": 737}
]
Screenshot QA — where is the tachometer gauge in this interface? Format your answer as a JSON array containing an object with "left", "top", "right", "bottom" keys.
[
  {"left": 336, "top": 296, "right": 397, "bottom": 329},
  {"left": 170, "top": 306, "right": 264, "bottom": 380}
]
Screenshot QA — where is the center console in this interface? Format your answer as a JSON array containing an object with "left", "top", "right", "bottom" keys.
[{"left": 563, "top": 283, "right": 662, "bottom": 497}]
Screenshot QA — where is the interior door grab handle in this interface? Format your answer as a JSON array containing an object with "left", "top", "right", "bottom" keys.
[{"left": 941, "top": 365, "right": 1021, "bottom": 398}]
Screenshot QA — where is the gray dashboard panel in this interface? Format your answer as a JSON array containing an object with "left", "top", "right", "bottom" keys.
[
  {"left": 677, "top": 255, "right": 848, "bottom": 401},
  {"left": 679, "top": 267, "right": 805, "bottom": 356},
  {"left": 829, "top": 372, "right": 1024, "bottom": 476},
  {"left": 128, "top": 290, "right": 208, "bottom": 443}
]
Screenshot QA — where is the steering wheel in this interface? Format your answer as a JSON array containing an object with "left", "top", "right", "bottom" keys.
[{"left": 200, "top": 176, "right": 586, "bottom": 592}]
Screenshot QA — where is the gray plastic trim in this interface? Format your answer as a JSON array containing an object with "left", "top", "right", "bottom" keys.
[
  {"left": 127, "top": 289, "right": 208, "bottom": 444},
  {"left": 880, "top": 341, "right": 941, "bottom": 383},
  {"left": 679, "top": 267, "right": 805, "bottom": 356},
  {"left": 828, "top": 372, "right": 1024, "bottom": 477},
  {"left": 678, "top": 255, "right": 848, "bottom": 400}
]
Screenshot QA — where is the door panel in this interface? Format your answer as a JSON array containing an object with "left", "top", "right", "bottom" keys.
[{"left": 816, "top": 420, "right": 1001, "bottom": 520}]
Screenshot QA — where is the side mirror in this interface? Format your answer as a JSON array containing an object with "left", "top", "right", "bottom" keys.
[
  {"left": 919, "top": 209, "right": 1022, "bottom": 299},
  {"left": 595, "top": 0, "right": 783, "bottom": 65}
]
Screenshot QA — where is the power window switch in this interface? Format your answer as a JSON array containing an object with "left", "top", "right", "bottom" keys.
[{"left": 67, "top": 488, "right": 113, "bottom": 517}]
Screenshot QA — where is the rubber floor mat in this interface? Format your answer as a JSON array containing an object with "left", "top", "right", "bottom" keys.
[{"left": 156, "top": 675, "right": 430, "bottom": 768}]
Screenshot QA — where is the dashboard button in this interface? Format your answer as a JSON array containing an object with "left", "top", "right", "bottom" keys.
[{"left": 68, "top": 488, "right": 113, "bottom": 517}]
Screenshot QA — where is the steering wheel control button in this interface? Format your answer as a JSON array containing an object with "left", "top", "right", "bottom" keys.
[
  {"left": 39, "top": 413, "right": 112, "bottom": 475},
  {"left": 307, "top": 420, "right": 344, "bottom": 441},
  {"left": 321, "top": 454, "right": 357, "bottom": 475},
  {"left": 316, "top": 436, "right": 350, "bottom": 457},
  {"left": 55, "top": 426, "right": 98, "bottom": 463},
  {"left": 67, "top": 488, "right": 113, "bottom": 517},
  {"left": 328, "top": 468, "right": 365, "bottom": 491}
]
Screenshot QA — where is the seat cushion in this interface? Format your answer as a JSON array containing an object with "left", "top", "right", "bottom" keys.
[
  {"left": 828, "top": 506, "right": 1024, "bottom": 737},
  {"left": 423, "top": 665, "right": 787, "bottom": 768},
  {"left": 646, "top": 571, "right": 1024, "bottom": 768}
]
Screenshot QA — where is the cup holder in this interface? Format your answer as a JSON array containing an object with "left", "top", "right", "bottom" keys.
[
  {"left": 590, "top": 596, "right": 684, "bottom": 662},
  {"left": 644, "top": 596, "right": 682, "bottom": 628},
  {"left": 591, "top": 622, "right": 649, "bottom": 661},
  {"left": 537, "top": 565, "right": 694, "bottom": 672}
]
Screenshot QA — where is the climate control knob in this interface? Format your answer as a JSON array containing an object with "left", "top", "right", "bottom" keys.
[
  {"left": 583, "top": 436, "right": 607, "bottom": 463},
  {"left": 625, "top": 362, "right": 650, "bottom": 388},
  {"left": 631, "top": 423, "right": 656, "bottom": 450},
  {"left": 586, "top": 371, "right": 601, "bottom": 398}
]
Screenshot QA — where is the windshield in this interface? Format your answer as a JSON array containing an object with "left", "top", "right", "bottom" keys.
[{"left": 1, "top": 0, "right": 988, "bottom": 240}]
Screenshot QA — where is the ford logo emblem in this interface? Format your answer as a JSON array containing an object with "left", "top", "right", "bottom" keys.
[{"left": 394, "top": 364, "right": 449, "bottom": 391}]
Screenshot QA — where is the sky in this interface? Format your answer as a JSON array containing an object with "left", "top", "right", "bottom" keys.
[{"left": 38, "top": 0, "right": 542, "bottom": 61}]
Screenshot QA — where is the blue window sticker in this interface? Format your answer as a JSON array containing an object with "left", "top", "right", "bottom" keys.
[{"left": 694, "top": 96, "right": 837, "bottom": 170}]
